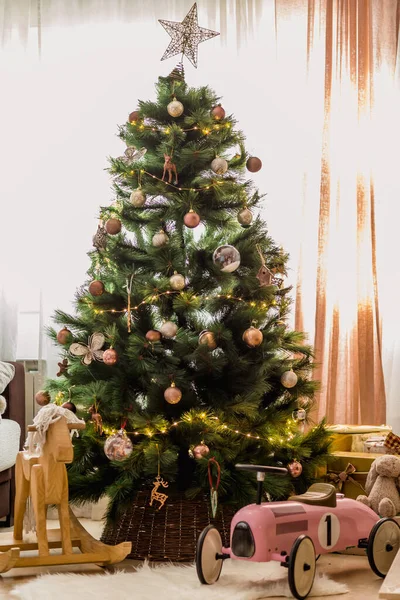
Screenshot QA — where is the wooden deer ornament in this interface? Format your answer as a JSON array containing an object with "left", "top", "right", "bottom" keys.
[{"left": 162, "top": 154, "right": 178, "bottom": 185}]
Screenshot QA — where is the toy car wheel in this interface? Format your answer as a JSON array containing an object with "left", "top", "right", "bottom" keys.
[
  {"left": 196, "top": 524, "right": 223, "bottom": 585},
  {"left": 367, "top": 518, "right": 400, "bottom": 578},
  {"left": 288, "top": 535, "right": 316, "bottom": 600}
]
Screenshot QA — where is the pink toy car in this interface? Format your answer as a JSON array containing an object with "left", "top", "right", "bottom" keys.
[{"left": 196, "top": 464, "right": 400, "bottom": 599}]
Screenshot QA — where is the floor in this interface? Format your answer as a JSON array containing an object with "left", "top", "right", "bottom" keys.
[{"left": 0, "top": 520, "right": 384, "bottom": 599}]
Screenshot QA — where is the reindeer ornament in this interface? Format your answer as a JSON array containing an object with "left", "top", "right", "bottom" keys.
[{"left": 162, "top": 154, "right": 178, "bottom": 185}]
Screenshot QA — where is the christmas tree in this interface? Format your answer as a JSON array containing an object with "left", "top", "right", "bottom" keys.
[{"left": 45, "top": 4, "right": 330, "bottom": 528}]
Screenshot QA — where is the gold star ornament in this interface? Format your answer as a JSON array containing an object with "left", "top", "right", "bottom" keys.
[{"left": 159, "top": 3, "right": 219, "bottom": 69}]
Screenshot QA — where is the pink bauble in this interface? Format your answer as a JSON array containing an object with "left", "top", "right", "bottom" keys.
[
  {"left": 288, "top": 460, "right": 303, "bottom": 478},
  {"left": 193, "top": 444, "right": 210, "bottom": 459}
]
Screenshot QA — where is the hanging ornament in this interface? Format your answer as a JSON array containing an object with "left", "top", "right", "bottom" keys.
[
  {"left": 164, "top": 382, "right": 182, "bottom": 404},
  {"left": 152, "top": 230, "right": 169, "bottom": 247},
  {"left": 208, "top": 457, "right": 221, "bottom": 518},
  {"left": 57, "top": 327, "right": 72, "bottom": 345},
  {"left": 167, "top": 97, "right": 184, "bottom": 117},
  {"left": 255, "top": 244, "right": 273, "bottom": 287},
  {"left": 103, "top": 348, "right": 118, "bottom": 366},
  {"left": 89, "top": 404, "right": 103, "bottom": 435},
  {"left": 288, "top": 460, "right": 303, "bottom": 478},
  {"left": 129, "top": 110, "right": 140, "bottom": 123},
  {"left": 62, "top": 401, "right": 77, "bottom": 414},
  {"left": 213, "top": 245, "right": 241, "bottom": 273},
  {"left": 69, "top": 332, "right": 105, "bottom": 365},
  {"left": 160, "top": 321, "right": 178, "bottom": 338},
  {"left": 211, "top": 104, "right": 225, "bottom": 120},
  {"left": 242, "top": 326, "right": 263, "bottom": 348},
  {"left": 35, "top": 390, "right": 51, "bottom": 407},
  {"left": 237, "top": 207, "right": 253, "bottom": 228},
  {"left": 211, "top": 157, "right": 228, "bottom": 175},
  {"left": 104, "top": 429, "right": 133, "bottom": 461},
  {"left": 130, "top": 188, "right": 146, "bottom": 207},
  {"left": 92, "top": 223, "right": 108, "bottom": 251},
  {"left": 162, "top": 154, "right": 178, "bottom": 185},
  {"left": 57, "top": 359, "right": 69, "bottom": 377},
  {"left": 169, "top": 271, "right": 185, "bottom": 290},
  {"left": 123, "top": 146, "right": 147, "bottom": 164},
  {"left": 246, "top": 156, "right": 262, "bottom": 173},
  {"left": 193, "top": 443, "right": 210, "bottom": 459},
  {"left": 146, "top": 330, "right": 162, "bottom": 342},
  {"left": 124, "top": 274, "right": 134, "bottom": 334},
  {"left": 89, "top": 280, "right": 105, "bottom": 296},
  {"left": 105, "top": 218, "right": 122, "bottom": 235},
  {"left": 198, "top": 330, "right": 217, "bottom": 350},
  {"left": 281, "top": 370, "right": 298, "bottom": 388},
  {"left": 293, "top": 407, "right": 307, "bottom": 434},
  {"left": 149, "top": 444, "right": 169, "bottom": 510},
  {"left": 183, "top": 209, "right": 200, "bottom": 228}
]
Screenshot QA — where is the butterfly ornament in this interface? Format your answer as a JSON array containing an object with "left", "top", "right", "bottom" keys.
[
  {"left": 70, "top": 332, "right": 105, "bottom": 365},
  {"left": 120, "top": 146, "right": 147, "bottom": 164}
]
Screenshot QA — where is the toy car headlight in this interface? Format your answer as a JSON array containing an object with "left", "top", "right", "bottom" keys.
[{"left": 231, "top": 521, "right": 255, "bottom": 558}]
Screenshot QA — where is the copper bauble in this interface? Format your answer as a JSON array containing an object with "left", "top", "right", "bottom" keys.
[
  {"left": 129, "top": 110, "right": 140, "bottom": 123},
  {"left": 103, "top": 348, "right": 118, "bottom": 365},
  {"left": 199, "top": 330, "right": 217, "bottom": 350},
  {"left": 183, "top": 210, "right": 201, "bottom": 228},
  {"left": 167, "top": 98, "right": 184, "bottom": 118},
  {"left": 130, "top": 189, "right": 146, "bottom": 207},
  {"left": 281, "top": 370, "right": 298, "bottom": 388},
  {"left": 193, "top": 443, "right": 210, "bottom": 459},
  {"left": 237, "top": 207, "right": 253, "bottom": 228},
  {"left": 35, "top": 390, "right": 51, "bottom": 407},
  {"left": 169, "top": 272, "right": 185, "bottom": 291},
  {"left": 211, "top": 104, "right": 226, "bottom": 120},
  {"left": 89, "top": 280, "right": 105, "bottom": 296},
  {"left": 213, "top": 245, "right": 241, "bottom": 273},
  {"left": 104, "top": 430, "right": 133, "bottom": 461},
  {"left": 242, "top": 326, "right": 263, "bottom": 348},
  {"left": 164, "top": 382, "right": 182, "bottom": 404},
  {"left": 105, "top": 218, "right": 122, "bottom": 235},
  {"left": 211, "top": 157, "right": 228, "bottom": 175},
  {"left": 288, "top": 460, "right": 303, "bottom": 478},
  {"left": 246, "top": 156, "right": 262, "bottom": 173},
  {"left": 152, "top": 230, "right": 169, "bottom": 247},
  {"left": 146, "top": 329, "right": 161, "bottom": 342},
  {"left": 57, "top": 327, "right": 72, "bottom": 345},
  {"left": 62, "top": 401, "right": 77, "bottom": 414},
  {"left": 160, "top": 321, "right": 178, "bottom": 338}
]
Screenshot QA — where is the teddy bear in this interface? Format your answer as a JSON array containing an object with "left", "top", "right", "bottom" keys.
[{"left": 356, "top": 454, "right": 400, "bottom": 517}]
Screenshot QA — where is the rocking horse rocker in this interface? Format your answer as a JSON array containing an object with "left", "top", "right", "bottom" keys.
[{"left": 0, "top": 405, "right": 131, "bottom": 573}]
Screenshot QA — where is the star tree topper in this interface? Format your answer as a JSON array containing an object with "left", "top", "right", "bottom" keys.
[{"left": 159, "top": 3, "right": 219, "bottom": 68}]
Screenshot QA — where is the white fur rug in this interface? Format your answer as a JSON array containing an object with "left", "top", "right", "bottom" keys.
[{"left": 11, "top": 559, "right": 348, "bottom": 600}]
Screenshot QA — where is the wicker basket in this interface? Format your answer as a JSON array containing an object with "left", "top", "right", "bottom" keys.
[{"left": 100, "top": 488, "right": 236, "bottom": 562}]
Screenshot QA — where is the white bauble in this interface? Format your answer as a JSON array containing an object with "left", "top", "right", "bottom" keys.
[
  {"left": 213, "top": 245, "right": 241, "bottom": 273},
  {"left": 160, "top": 321, "right": 178, "bottom": 338},
  {"left": 281, "top": 370, "right": 298, "bottom": 388},
  {"left": 167, "top": 98, "right": 184, "bottom": 118},
  {"left": 169, "top": 272, "right": 185, "bottom": 291},
  {"left": 211, "top": 157, "right": 228, "bottom": 175},
  {"left": 152, "top": 230, "right": 169, "bottom": 247},
  {"left": 130, "top": 189, "right": 146, "bottom": 207}
]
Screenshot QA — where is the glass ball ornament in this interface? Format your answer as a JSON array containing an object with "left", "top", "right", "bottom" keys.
[
  {"left": 164, "top": 382, "right": 182, "bottom": 404},
  {"left": 57, "top": 327, "right": 72, "bottom": 345},
  {"left": 103, "top": 348, "right": 118, "bottom": 365},
  {"left": 104, "top": 429, "right": 133, "bottom": 461},
  {"left": 167, "top": 97, "right": 184, "bottom": 118},
  {"left": 237, "top": 207, "right": 253, "bottom": 228},
  {"left": 288, "top": 460, "right": 303, "bottom": 478},
  {"left": 152, "top": 230, "right": 169, "bottom": 247},
  {"left": 146, "top": 330, "right": 161, "bottom": 342},
  {"left": 183, "top": 210, "right": 201, "bottom": 228},
  {"left": 169, "top": 272, "right": 185, "bottom": 291},
  {"left": 105, "top": 218, "right": 122, "bottom": 235},
  {"left": 246, "top": 156, "right": 262, "bottom": 173},
  {"left": 213, "top": 245, "right": 241, "bottom": 273},
  {"left": 130, "top": 189, "right": 146, "bottom": 207},
  {"left": 198, "top": 330, "right": 217, "bottom": 350},
  {"left": 193, "top": 443, "right": 210, "bottom": 459},
  {"left": 129, "top": 110, "right": 140, "bottom": 123},
  {"left": 211, "top": 157, "right": 228, "bottom": 175},
  {"left": 281, "top": 370, "right": 298, "bottom": 388},
  {"left": 242, "top": 326, "right": 263, "bottom": 348},
  {"left": 293, "top": 407, "right": 307, "bottom": 422},
  {"left": 89, "top": 280, "right": 105, "bottom": 296},
  {"left": 160, "top": 321, "right": 178, "bottom": 338},
  {"left": 35, "top": 390, "right": 51, "bottom": 407},
  {"left": 211, "top": 104, "right": 226, "bottom": 120}
]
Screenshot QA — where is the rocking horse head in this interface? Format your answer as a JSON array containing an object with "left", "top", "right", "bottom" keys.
[{"left": 45, "top": 417, "right": 74, "bottom": 463}]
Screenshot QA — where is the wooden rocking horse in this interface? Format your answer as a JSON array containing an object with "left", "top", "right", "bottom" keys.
[{"left": 0, "top": 409, "right": 131, "bottom": 573}]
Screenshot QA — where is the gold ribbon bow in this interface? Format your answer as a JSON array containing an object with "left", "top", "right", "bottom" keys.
[{"left": 326, "top": 462, "right": 366, "bottom": 493}]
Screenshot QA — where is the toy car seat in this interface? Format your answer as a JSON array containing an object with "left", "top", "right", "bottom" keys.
[{"left": 290, "top": 483, "right": 337, "bottom": 508}]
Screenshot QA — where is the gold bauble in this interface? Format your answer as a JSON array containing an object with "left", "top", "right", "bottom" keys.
[
  {"left": 281, "top": 370, "right": 298, "bottom": 388},
  {"left": 199, "top": 330, "right": 217, "bottom": 350},
  {"left": 211, "top": 157, "right": 228, "bottom": 175},
  {"left": 152, "top": 230, "right": 169, "bottom": 247},
  {"left": 169, "top": 271, "right": 185, "bottom": 291},
  {"left": 167, "top": 98, "right": 184, "bottom": 118},
  {"left": 164, "top": 382, "right": 182, "bottom": 404},
  {"left": 130, "top": 189, "right": 146, "bottom": 207},
  {"left": 242, "top": 326, "right": 263, "bottom": 348},
  {"left": 237, "top": 207, "right": 253, "bottom": 228},
  {"left": 160, "top": 321, "right": 178, "bottom": 338}
]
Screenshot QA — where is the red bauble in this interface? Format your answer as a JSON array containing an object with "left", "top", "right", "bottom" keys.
[
  {"left": 183, "top": 210, "right": 201, "bottom": 228},
  {"left": 35, "top": 390, "right": 51, "bottom": 406},
  {"left": 62, "top": 401, "right": 77, "bottom": 414},
  {"left": 105, "top": 218, "right": 122, "bottom": 235},
  {"left": 57, "top": 327, "right": 72, "bottom": 345},
  {"left": 146, "top": 330, "right": 161, "bottom": 342},
  {"left": 246, "top": 157, "right": 262, "bottom": 173},
  {"left": 103, "top": 348, "right": 118, "bottom": 365},
  {"left": 129, "top": 110, "right": 140, "bottom": 123},
  {"left": 89, "top": 280, "right": 105, "bottom": 296},
  {"left": 288, "top": 460, "right": 303, "bottom": 478},
  {"left": 211, "top": 104, "right": 226, "bottom": 120}
]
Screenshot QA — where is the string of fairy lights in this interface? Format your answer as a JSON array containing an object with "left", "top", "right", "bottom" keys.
[{"left": 128, "top": 119, "right": 232, "bottom": 135}]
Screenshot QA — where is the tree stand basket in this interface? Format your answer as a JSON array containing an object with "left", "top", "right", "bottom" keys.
[{"left": 100, "top": 489, "right": 236, "bottom": 562}]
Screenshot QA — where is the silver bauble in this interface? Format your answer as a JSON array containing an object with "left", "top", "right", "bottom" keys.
[
  {"left": 160, "top": 321, "right": 178, "bottom": 338},
  {"left": 167, "top": 98, "right": 184, "bottom": 118},
  {"left": 130, "top": 189, "right": 146, "bottom": 207},
  {"left": 213, "top": 244, "right": 241, "bottom": 273},
  {"left": 152, "top": 230, "right": 169, "bottom": 247},
  {"left": 211, "top": 157, "right": 228, "bottom": 175},
  {"left": 281, "top": 370, "right": 298, "bottom": 388},
  {"left": 104, "top": 430, "right": 133, "bottom": 461},
  {"left": 238, "top": 207, "right": 253, "bottom": 227},
  {"left": 169, "top": 272, "right": 185, "bottom": 291}
]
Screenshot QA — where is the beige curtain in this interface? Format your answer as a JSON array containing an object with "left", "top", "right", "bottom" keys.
[{"left": 275, "top": 0, "right": 400, "bottom": 425}]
